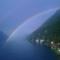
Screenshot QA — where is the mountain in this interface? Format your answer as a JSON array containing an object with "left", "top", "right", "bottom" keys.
[
  {"left": 0, "top": 31, "right": 8, "bottom": 47},
  {"left": 27, "top": 9, "right": 60, "bottom": 55}
]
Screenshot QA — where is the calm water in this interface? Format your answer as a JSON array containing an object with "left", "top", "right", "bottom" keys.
[{"left": 0, "top": 38, "right": 57, "bottom": 60}]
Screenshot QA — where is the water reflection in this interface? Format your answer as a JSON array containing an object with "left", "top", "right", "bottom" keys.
[{"left": 0, "top": 37, "right": 57, "bottom": 60}]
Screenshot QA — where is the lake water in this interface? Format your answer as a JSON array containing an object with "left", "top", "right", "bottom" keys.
[{"left": 0, "top": 38, "right": 57, "bottom": 60}]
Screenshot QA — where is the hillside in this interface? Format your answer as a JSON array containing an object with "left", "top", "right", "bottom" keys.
[{"left": 27, "top": 9, "right": 60, "bottom": 55}]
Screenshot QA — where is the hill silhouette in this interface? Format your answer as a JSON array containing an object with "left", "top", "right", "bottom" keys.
[
  {"left": 27, "top": 9, "right": 60, "bottom": 44},
  {"left": 0, "top": 31, "right": 8, "bottom": 47}
]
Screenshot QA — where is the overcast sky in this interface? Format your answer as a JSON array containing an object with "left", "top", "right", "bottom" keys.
[{"left": 0, "top": 0, "right": 60, "bottom": 35}]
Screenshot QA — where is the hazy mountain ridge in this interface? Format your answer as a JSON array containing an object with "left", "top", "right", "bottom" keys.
[
  {"left": 27, "top": 9, "right": 60, "bottom": 43},
  {"left": 0, "top": 31, "right": 8, "bottom": 47}
]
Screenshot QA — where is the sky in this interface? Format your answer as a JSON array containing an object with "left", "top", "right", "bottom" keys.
[{"left": 0, "top": 0, "right": 60, "bottom": 35}]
